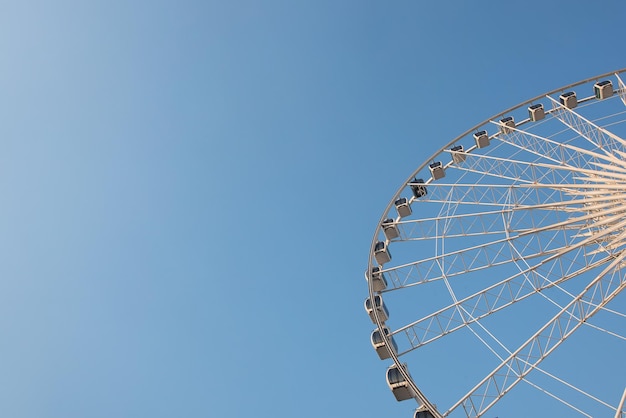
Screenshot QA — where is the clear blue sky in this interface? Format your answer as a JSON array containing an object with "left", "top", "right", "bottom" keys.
[{"left": 0, "top": 1, "right": 624, "bottom": 417}]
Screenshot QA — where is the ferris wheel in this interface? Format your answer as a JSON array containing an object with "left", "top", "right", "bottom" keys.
[{"left": 365, "top": 69, "right": 626, "bottom": 418}]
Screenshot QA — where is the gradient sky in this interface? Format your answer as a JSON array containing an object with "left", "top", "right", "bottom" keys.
[{"left": 0, "top": 1, "right": 625, "bottom": 418}]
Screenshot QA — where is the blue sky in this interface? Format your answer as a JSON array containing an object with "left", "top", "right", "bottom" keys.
[{"left": 0, "top": 1, "right": 624, "bottom": 417}]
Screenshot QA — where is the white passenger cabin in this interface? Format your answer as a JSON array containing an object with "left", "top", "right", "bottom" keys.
[
  {"left": 374, "top": 241, "right": 391, "bottom": 265},
  {"left": 528, "top": 103, "right": 545, "bottom": 121},
  {"left": 371, "top": 326, "right": 398, "bottom": 360},
  {"left": 414, "top": 410, "right": 436, "bottom": 418},
  {"left": 560, "top": 91, "right": 577, "bottom": 109},
  {"left": 365, "top": 295, "right": 389, "bottom": 323},
  {"left": 365, "top": 266, "right": 387, "bottom": 292},
  {"left": 499, "top": 116, "right": 515, "bottom": 134},
  {"left": 382, "top": 218, "right": 400, "bottom": 240},
  {"left": 395, "top": 197, "right": 412, "bottom": 218},
  {"left": 386, "top": 364, "right": 416, "bottom": 401},
  {"left": 594, "top": 80, "right": 613, "bottom": 99},
  {"left": 429, "top": 162, "right": 445, "bottom": 180},
  {"left": 450, "top": 145, "right": 465, "bottom": 163},
  {"left": 473, "top": 130, "right": 489, "bottom": 148}
]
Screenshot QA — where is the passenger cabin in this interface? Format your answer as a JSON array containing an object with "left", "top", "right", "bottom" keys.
[
  {"left": 499, "top": 116, "right": 515, "bottom": 134},
  {"left": 414, "top": 410, "right": 436, "bottom": 418},
  {"left": 386, "top": 364, "right": 415, "bottom": 401},
  {"left": 365, "top": 266, "right": 387, "bottom": 292},
  {"left": 365, "top": 295, "right": 389, "bottom": 323},
  {"left": 450, "top": 145, "right": 465, "bottom": 163},
  {"left": 410, "top": 178, "right": 427, "bottom": 198},
  {"left": 473, "top": 130, "right": 490, "bottom": 148},
  {"left": 528, "top": 103, "right": 545, "bottom": 121},
  {"left": 382, "top": 218, "right": 400, "bottom": 240},
  {"left": 395, "top": 197, "right": 412, "bottom": 218},
  {"left": 560, "top": 91, "right": 577, "bottom": 109},
  {"left": 371, "top": 326, "right": 398, "bottom": 360},
  {"left": 429, "top": 162, "right": 445, "bottom": 180},
  {"left": 374, "top": 241, "right": 392, "bottom": 265},
  {"left": 594, "top": 80, "right": 613, "bottom": 99}
]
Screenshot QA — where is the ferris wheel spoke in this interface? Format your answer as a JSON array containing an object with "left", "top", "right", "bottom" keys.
[
  {"left": 548, "top": 95, "right": 626, "bottom": 156},
  {"left": 583, "top": 320, "right": 626, "bottom": 341},
  {"left": 490, "top": 125, "right": 566, "bottom": 166},
  {"left": 416, "top": 187, "right": 618, "bottom": 212},
  {"left": 525, "top": 363, "right": 618, "bottom": 416},
  {"left": 520, "top": 378, "right": 593, "bottom": 417},
  {"left": 534, "top": 272, "right": 626, "bottom": 331},
  {"left": 464, "top": 311, "right": 616, "bottom": 417},
  {"left": 449, "top": 263, "right": 623, "bottom": 416},
  {"left": 452, "top": 153, "right": 576, "bottom": 186},
  {"left": 516, "top": 201, "right": 626, "bottom": 238},
  {"left": 384, "top": 236, "right": 543, "bottom": 289},
  {"left": 396, "top": 205, "right": 573, "bottom": 243},
  {"left": 454, "top": 302, "right": 616, "bottom": 417},
  {"left": 416, "top": 183, "right": 578, "bottom": 212},
  {"left": 454, "top": 150, "right": 626, "bottom": 192},
  {"left": 448, "top": 251, "right": 626, "bottom": 417},
  {"left": 396, "top": 199, "right": 606, "bottom": 242},
  {"left": 509, "top": 247, "right": 626, "bottom": 340},
  {"left": 397, "top": 210, "right": 520, "bottom": 242},
  {"left": 392, "top": 254, "right": 612, "bottom": 354},
  {"left": 384, "top": 228, "right": 587, "bottom": 291},
  {"left": 491, "top": 120, "right": 621, "bottom": 169},
  {"left": 415, "top": 183, "right": 527, "bottom": 208}
]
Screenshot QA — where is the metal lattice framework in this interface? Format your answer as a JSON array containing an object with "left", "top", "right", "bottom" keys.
[{"left": 366, "top": 69, "right": 626, "bottom": 418}]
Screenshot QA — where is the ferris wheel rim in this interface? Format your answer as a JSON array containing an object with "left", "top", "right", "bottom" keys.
[{"left": 366, "top": 67, "right": 626, "bottom": 418}]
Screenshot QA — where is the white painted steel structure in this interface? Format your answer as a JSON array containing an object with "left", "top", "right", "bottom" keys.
[{"left": 366, "top": 69, "right": 626, "bottom": 418}]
